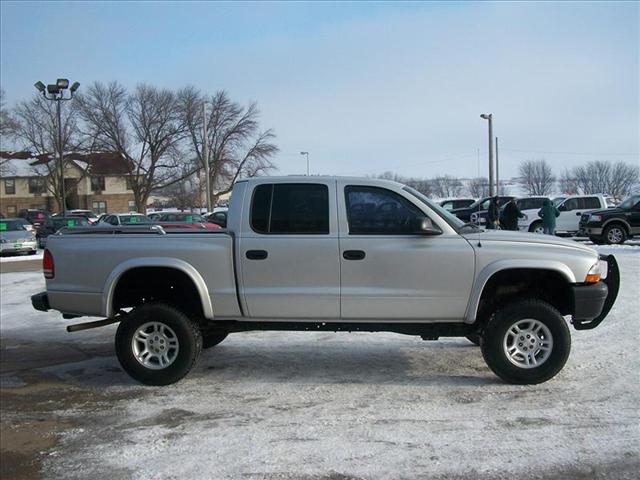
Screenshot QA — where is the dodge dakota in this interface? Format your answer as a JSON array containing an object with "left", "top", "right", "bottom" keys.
[{"left": 32, "top": 177, "right": 620, "bottom": 386}]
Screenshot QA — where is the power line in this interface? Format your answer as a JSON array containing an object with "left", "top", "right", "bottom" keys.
[{"left": 501, "top": 147, "right": 638, "bottom": 157}]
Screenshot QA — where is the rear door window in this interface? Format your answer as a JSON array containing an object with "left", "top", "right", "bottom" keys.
[
  {"left": 582, "top": 197, "right": 601, "bottom": 209},
  {"left": 250, "top": 183, "right": 329, "bottom": 234}
]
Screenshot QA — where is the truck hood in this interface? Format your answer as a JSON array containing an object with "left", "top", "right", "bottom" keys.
[{"left": 461, "top": 229, "right": 596, "bottom": 254}]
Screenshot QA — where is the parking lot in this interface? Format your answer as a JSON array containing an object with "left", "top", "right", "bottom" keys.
[{"left": 1, "top": 242, "right": 639, "bottom": 480}]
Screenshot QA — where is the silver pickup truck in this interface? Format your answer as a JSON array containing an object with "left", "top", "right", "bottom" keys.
[{"left": 32, "top": 176, "right": 620, "bottom": 386}]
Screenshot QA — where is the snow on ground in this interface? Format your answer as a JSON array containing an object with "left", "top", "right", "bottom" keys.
[
  {"left": 1, "top": 244, "right": 639, "bottom": 479},
  {"left": 0, "top": 250, "right": 43, "bottom": 262}
]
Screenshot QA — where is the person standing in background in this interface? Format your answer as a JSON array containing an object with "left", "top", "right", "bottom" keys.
[
  {"left": 538, "top": 199, "right": 560, "bottom": 235},
  {"left": 502, "top": 199, "right": 524, "bottom": 231}
]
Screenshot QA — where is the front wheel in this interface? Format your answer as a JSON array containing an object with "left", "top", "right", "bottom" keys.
[
  {"left": 529, "top": 221, "right": 544, "bottom": 234},
  {"left": 115, "top": 303, "right": 203, "bottom": 386},
  {"left": 604, "top": 224, "right": 627, "bottom": 245},
  {"left": 481, "top": 299, "right": 570, "bottom": 384}
]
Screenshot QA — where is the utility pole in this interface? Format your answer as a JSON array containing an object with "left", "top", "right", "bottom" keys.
[
  {"left": 495, "top": 136, "right": 500, "bottom": 195},
  {"left": 203, "top": 102, "right": 212, "bottom": 212},
  {"left": 480, "top": 114, "right": 494, "bottom": 196},
  {"left": 300, "top": 151, "right": 309, "bottom": 175}
]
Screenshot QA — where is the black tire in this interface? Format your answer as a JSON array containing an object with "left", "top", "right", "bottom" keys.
[
  {"left": 481, "top": 299, "right": 571, "bottom": 385},
  {"left": 202, "top": 331, "right": 229, "bottom": 349},
  {"left": 115, "top": 303, "right": 202, "bottom": 386},
  {"left": 28, "top": 250, "right": 37, "bottom": 255},
  {"left": 603, "top": 224, "right": 627, "bottom": 245},
  {"left": 528, "top": 221, "right": 544, "bottom": 234},
  {"left": 466, "top": 334, "right": 481, "bottom": 346}
]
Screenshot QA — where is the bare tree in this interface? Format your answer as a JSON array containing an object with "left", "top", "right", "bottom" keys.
[
  {"left": 431, "top": 175, "right": 463, "bottom": 198},
  {"left": 179, "top": 88, "right": 278, "bottom": 203},
  {"left": 160, "top": 163, "right": 201, "bottom": 211},
  {"left": 77, "top": 82, "right": 188, "bottom": 211},
  {"left": 572, "top": 160, "right": 639, "bottom": 199},
  {"left": 0, "top": 89, "right": 18, "bottom": 142},
  {"left": 10, "top": 93, "right": 82, "bottom": 210},
  {"left": 558, "top": 169, "right": 579, "bottom": 195},
  {"left": 518, "top": 159, "right": 555, "bottom": 196},
  {"left": 466, "top": 177, "right": 490, "bottom": 198}
]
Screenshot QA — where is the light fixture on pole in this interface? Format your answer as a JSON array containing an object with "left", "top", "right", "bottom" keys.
[
  {"left": 480, "top": 113, "right": 494, "bottom": 196},
  {"left": 34, "top": 78, "right": 80, "bottom": 216},
  {"left": 300, "top": 151, "right": 309, "bottom": 176}
]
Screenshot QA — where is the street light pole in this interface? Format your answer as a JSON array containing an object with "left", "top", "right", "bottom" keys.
[
  {"left": 480, "top": 114, "right": 494, "bottom": 196},
  {"left": 203, "top": 101, "right": 212, "bottom": 212},
  {"left": 300, "top": 151, "right": 309, "bottom": 175},
  {"left": 34, "top": 79, "right": 80, "bottom": 216}
]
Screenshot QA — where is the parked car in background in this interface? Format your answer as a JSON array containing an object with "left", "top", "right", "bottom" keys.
[
  {"left": 14, "top": 218, "right": 35, "bottom": 232},
  {"left": 439, "top": 198, "right": 476, "bottom": 211},
  {"left": 205, "top": 207, "right": 229, "bottom": 228},
  {"left": 156, "top": 212, "right": 221, "bottom": 230},
  {"left": 536, "top": 195, "right": 607, "bottom": 236},
  {"left": 18, "top": 209, "right": 51, "bottom": 228},
  {"left": 36, "top": 216, "right": 91, "bottom": 248},
  {"left": 451, "top": 196, "right": 514, "bottom": 223},
  {"left": 98, "top": 213, "right": 155, "bottom": 226},
  {"left": 0, "top": 218, "right": 37, "bottom": 256},
  {"left": 147, "top": 212, "right": 162, "bottom": 221},
  {"left": 56, "top": 209, "right": 99, "bottom": 224},
  {"left": 580, "top": 194, "right": 640, "bottom": 245},
  {"left": 471, "top": 196, "right": 548, "bottom": 229}
]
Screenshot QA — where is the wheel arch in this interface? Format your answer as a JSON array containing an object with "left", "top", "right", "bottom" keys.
[
  {"left": 602, "top": 218, "right": 631, "bottom": 234},
  {"left": 465, "top": 261, "right": 575, "bottom": 324},
  {"left": 103, "top": 258, "right": 214, "bottom": 319}
]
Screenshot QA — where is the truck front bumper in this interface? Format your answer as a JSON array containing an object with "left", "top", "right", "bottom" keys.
[
  {"left": 31, "top": 291, "right": 50, "bottom": 312},
  {"left": 571, "top": 255, "right": 620, "bottom": 330}
]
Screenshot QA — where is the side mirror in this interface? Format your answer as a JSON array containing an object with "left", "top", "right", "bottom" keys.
[
  {"left": 576, "top": 212, "right": 582, "bottom": 216},
  {"left": 412, "top": 217, "right": 442, "bottom": 236}
]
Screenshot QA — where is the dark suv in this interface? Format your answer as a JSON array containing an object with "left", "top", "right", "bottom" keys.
[
  {"left": 580, "top": 194, "right": 640, "bottom": 244},
  {"left": 36, "top": 216, "right": 91, "bottom": 248},
  {"left": 18, "top": 209, "right": 51, "bottom": 228}
]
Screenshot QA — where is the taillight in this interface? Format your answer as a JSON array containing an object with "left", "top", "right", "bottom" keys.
[{"left": 43, "top": 248, "right": 55, "bottom": 279}]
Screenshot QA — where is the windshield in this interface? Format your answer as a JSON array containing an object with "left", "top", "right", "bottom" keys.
[
  {"left": 403, "top": 186, "right": 464, "bottom": 231},
  {"left": 619, "top": 195, "right": 639, "bottom": 209},
  {"left": 0, "top": 220, "right": 26, "bottom": 232}
]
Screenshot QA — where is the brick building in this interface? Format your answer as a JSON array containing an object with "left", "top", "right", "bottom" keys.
[{"left": 0, "top": 153, "right": 136, "bottom": 217}]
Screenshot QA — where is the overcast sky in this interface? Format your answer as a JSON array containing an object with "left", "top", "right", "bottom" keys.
[{"left": 1, "top": 1, "right": 638, "bottom": 179}]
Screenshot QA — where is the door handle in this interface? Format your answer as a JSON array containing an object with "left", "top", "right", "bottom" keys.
[
  {"left": 246, "top": 250, "right": 268, "bottom": 260},
  {"left": 343, "top": 250, "right": 366, "bottom": 260}
]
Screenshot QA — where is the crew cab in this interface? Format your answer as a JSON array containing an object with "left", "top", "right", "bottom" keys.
[
  {"left": 545, "top": 195, "right": 608, "bottom": 236},
  {"left": 31, "top": 177, "right": 619, "bottom": 386},
  {"left": 580, "top": 194, "right": 640, "bottom": 244}
]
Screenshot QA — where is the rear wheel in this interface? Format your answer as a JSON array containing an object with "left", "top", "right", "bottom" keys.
[
  {"left": 115, "top": 303, "right": 202, "bottom": 386},
  {"left": 529, "top": 221, "right": 544, "bottom": 234},
  {"left": 481, "top": 299, "right": 570, "bottom": 384},
  {"left": 603, "top": 224, "right": 627, "bottom": 245}
]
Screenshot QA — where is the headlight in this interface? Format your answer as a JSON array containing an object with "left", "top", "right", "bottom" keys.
[
  {"left": 521, "top": 214, "right": 528, "bottom": 221},
  {"left": 585, "top": 262, "right": 601, "bottom": 284},
  {"left": 589, "top": 214, "right": 602, "bottom": 222}
]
